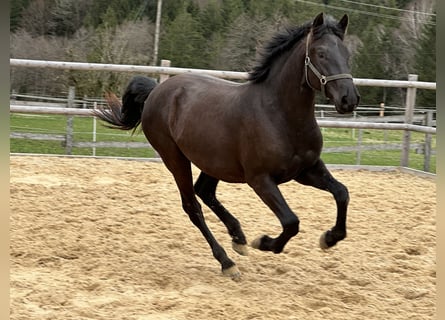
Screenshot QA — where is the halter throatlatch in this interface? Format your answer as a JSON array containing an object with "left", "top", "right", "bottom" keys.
[{"left": 304, "top": 31, "right": 353, "bottom": 97}]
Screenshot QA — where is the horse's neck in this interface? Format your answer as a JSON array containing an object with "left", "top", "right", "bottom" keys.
[{"left": 270, "top": 46, "right": 316, "bottom": 123}]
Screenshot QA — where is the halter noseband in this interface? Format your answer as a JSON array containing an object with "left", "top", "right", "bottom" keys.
[{"left": 304, "top": 31, "right": 353, "bottom": 96}]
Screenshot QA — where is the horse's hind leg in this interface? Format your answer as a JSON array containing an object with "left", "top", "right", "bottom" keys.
[
  {"left": 159, "top": 149, "right": 240, "bottom": 280},
  {"left": 194, "top": 172, "right": 248, "bottom": 256},
  {"left": 295, "top": 159, "right": 349, "bottom": 249}
]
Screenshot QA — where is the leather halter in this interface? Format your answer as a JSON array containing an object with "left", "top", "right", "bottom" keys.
[{"left": 304, "top": 31, "right": 353, "bottom": 96}]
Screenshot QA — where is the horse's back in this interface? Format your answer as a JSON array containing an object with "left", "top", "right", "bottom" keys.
[
  {"left": 143, "top": 73, "right": 246, "bottom": 131},
  {"left": 155, "top": 73, "right": 243, "bottom": 102},
  {"left": 141, "top": 73, "right": 249, "bottom": 182}
]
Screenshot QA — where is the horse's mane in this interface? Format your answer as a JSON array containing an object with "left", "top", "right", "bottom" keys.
[{"left": 248, "top": 15, "right": 345, "bottom": 83}]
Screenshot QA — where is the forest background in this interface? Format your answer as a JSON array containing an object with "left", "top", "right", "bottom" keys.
[{"left": 10, "top": 0, "right": 436, "bottom": 108}]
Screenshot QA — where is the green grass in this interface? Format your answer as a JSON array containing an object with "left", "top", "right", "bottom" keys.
[
  {"left": 10, "top": 114, "right": 436, "bottom": 173},
  {"left": 10, "top": 114, "right": 157, "bottom": 158},
  {"left": 320, "top": 128, "right": 436, "bottom": 172}
]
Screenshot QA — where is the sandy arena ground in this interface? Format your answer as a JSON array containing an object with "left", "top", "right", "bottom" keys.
[{"left": 10, "top": 155, "right": 436, "bottom": 319}]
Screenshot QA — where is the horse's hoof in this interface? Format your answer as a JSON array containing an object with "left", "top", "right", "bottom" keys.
[
  {"left": 222, "top": 265, "right": 242, "bottom": 281},
  {"left": 250, "top": 236, "right": 263, "bottom": 250},
  {"left": 232, "top": 242, "right": 249, "bottom": 256},
  {"left": 319, "top": 231, "right": 330, "bottom": 250}
]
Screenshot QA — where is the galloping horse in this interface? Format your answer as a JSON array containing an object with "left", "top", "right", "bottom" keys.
[{"left": 95, "top": 12, "right": 360, "bottom": 280}]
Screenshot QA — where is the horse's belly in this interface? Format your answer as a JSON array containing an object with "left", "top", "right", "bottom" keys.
[
  {"left": 194, "top": 161, "right": 245, "bottom": 183},
  {"left": 253, "top": 150, "right": 320, "bottom": 184},
  {"left": 270, "top": 149, "right": 321, "bottom": 183},
  {"left": 177, "top": 139, "right": 245, "bottom": 183}
]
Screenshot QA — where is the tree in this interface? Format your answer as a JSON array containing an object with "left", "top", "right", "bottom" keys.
[
  {"left": 220, "top": 0, "right": 244, "bottom": 27},
  {"left": 82, "top": 0, "right": 149, "bottom": 29},
  {"left": 352, "top": 25, "right": 393, "bottom": 106},
  {"left": 414, "top": 13, "right": 436, "bottom": 108},
  {"left": 10, "top": 0, "right": 32, "bottom": 32},
  {"left": 247, "top": 0, "right": 294, "bottom": 19},
  {"left": 67, "top": 18, "right": 155, "bottom": 96},
  {"left": 218, "top": 13, "right": 284, "bottom": 72},
  {"left": 10, "top": 29, "right": 68, "bottom": 95},
  {"left": 159, "top": 9, "right": 207, "bottom": 68},
  {"left": 19, "top": 0, "right": 56, "bottom": 36},
  {"left": 48, "top": 0, "right": 91, "bottom": 36},
  {"left": 198, "top": 0, "right": 223, "bottom": 39}
]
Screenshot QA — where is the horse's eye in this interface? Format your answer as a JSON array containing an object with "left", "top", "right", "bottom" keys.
[{"left": 317, "top": 51, "right": 326, "bottom": 59}]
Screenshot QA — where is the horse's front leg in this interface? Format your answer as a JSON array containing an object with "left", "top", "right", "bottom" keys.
[
  {"left": 295, "top": 159, "right": 349, "bottom": 249},
  {"left": 247, "top": 175, "right": 300, "bottom": 253}
]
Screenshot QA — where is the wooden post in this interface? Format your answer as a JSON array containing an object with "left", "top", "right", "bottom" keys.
[
  {"left": 423, "top": 110, "right": 433, "bottom": 172},
  {"left": 352, "top": 110, "right": 357, "bottom": 139},
  {"left": 400, "top": 74, "right": 418, "bottom": 167},
  {"left": 159, "top": 59, "right": 171, "bottom": 83},
  {"left": 152, "top": 0, "right": 163, "bottom": 66},
  {"left": 11, "top": 89, "right": 17, "bottom": 103},
  {"left": 320, "top": 109, "right": 325, "bottom": 133},
  {"left": 356, "top": 128, "right": 363, "bottom": 165},
  {"left": 379, "top": 102, "right": 385, "bottom": 117},
  {"left": 65, "top": 86, "right": 75, "bottom": 155},
  {"left": 93, "top": 101, "right": 97, "bottom": 157}
]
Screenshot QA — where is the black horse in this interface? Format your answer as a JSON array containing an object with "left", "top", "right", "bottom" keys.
[{"left": 95, "top": 12, "right": 360, "bottom": 280}]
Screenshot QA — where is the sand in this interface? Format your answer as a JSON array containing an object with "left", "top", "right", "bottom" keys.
[{"left": 10, "top": 155, "right": 436, "bottom": 320}]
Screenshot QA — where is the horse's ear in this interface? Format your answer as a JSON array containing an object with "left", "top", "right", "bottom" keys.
[
  {"left": 313, "top": 12, "right": 325, "bottom": 28},
  {"left": 338, "top": 14, "right": 349, "bottom": 34}
]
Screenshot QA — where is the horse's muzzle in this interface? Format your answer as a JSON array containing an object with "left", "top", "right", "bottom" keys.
[
  {"left": 335, "top": 93, "right": 360, "bottom": 114},
  {"left": 332, "top": 83, "right": 360, "bottom": 114}
]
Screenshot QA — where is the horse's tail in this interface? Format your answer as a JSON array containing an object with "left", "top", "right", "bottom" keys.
[{"left": 94, "top": 76, "right": 157, "bottom": 132}]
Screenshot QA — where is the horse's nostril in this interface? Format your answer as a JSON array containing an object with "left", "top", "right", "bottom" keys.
[{"left": 341, "top": 93, "right": 360, "bottom": 108}]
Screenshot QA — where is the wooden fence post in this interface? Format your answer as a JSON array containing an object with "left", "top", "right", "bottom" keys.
[
  {"left": 352, "top": 110, "right": 357, "bottom": 139},
  {"left": 159, "top": 59, "right": 171, "bottom": 83},
  {"left": 423, "top": 110, "right": 433, "bottom": 172},
  {"left": 65, "top": 86, "right": 75, "bottom": 155},
  {"left": 93, "top": 101, "right": 97, "bottom": 157},
  {"left": 379, "top": 102, "right": 385, "bottom": 117},
  {"left": 320, "top": 109, "right": 325, "bottom": 133},
  {"left": 400, "top": 74, "right": 418, "bottom": 167},
  {"left": 356, "top": 128, "right": 363, "bottom": 165}
]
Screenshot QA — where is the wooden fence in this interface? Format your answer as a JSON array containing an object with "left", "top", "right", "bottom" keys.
[
  {"left": 10, "top": 59, "right": 436, "bottom": 171},
  {"left": 9, "top": 58, "right": 438, "bottom": 90},
  {"left": 10, "top": 104, "right": 436, "bottom": 171}
]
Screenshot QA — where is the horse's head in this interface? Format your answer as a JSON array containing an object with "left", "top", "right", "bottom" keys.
[{"left": 304, "top": 13, "right": 360, "bottom": 114}]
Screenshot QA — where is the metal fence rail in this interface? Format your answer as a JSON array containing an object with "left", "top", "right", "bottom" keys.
[
  {"left": 10, "top": 59, "right": 437, "bottom": 172},
  {"left": 10, "top": 105, "right": 437, "bottom": 135},
  {"left": 10, "top": 58, "right": 437, "bottom": 89},
  {"left": 10, "top": 105, "right": 436, "bottom": 172}
]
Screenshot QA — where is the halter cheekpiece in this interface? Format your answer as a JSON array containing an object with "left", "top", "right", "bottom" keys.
[{"left": 304, "top": 31, "right": 353, "bottom": 96}]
